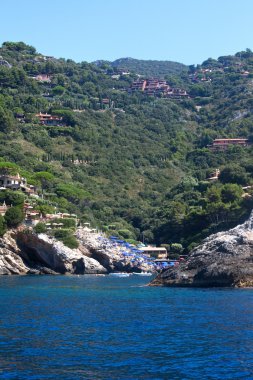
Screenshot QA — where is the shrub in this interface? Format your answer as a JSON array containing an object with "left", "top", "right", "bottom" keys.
[
  {"left": 62, "top": 235, "right": 79, "bottom": 249},
  {"left": 59, "top": 218, "right": 76, "bottom": 228},
  {"left": 219, "top": 165, "right": 248, "bottom": 185},
  {"left": 0, "top": 190, "right": 25, "bottom": 206},
  {"left": 118, "top": 229, "right": 134, "bottom": 239},
  {"left": 4, "top": 206, "right": 24, "bottom": 228},
  {"left": 55, "top": 183, "right": 91, "bottom": 203},
  {"left": 34, "top": 222, "right": 47, "bottom": 234},
  {"left": 0, "top": 215, "right": 6, "bottom": 236},
  {"left": 53, "top": 229, "right": 79, "bottom": 249},
  {"left": 170, "top": 243, "right": 183, "bottom": 254},
  {"left": 54, "top": 229, "right": 68, "bottom": 239}
]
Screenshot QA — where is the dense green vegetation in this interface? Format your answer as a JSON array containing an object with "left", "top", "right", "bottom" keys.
[
  {"left": 96, "top": 57, "right": 187, "bottom": 78},
  {"left": 1, "top": 41, "right": 253, "bottom": 251}
]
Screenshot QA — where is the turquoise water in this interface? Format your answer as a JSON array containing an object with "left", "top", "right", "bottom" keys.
[{"left": 0, "top": 276, "right": 253, "bottom": 380}]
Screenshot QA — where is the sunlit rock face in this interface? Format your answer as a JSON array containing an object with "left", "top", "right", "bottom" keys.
[
  {"left": 0, "top": 230, "right": 107, "bottom": 275},
  {"left": 16, "top": 232, "right": 107, "bottom": 275},
  {"left": 0, "top": 231, "right": 29, "bottom": 275},
  {"left": 150, "top": 212, "right": 253, "bottom": 288},
  {"left": 0, "top": 227, "right": 153, "bottom": 275}
]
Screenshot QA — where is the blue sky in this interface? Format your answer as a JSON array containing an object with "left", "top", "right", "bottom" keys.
[{"left": 1, "top": 0, "right": 253, "bottom": 65}]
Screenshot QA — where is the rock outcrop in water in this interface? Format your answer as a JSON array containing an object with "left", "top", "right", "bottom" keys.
[
  {"left": 16, "top": 232, "right": 107, "bottom": 275},
  {"left": 0, "top": 229, "right": 107, "bottom": 275},
  {"left": 0, "top": 226, "right": 153, "bottom": 275},
  {"left": 150, "top": 211, "right": 253, "bottom": 288},
  {"left": 76, "top": 228, "right": 154, "bottom": 273}
]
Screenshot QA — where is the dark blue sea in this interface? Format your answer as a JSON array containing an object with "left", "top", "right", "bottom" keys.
[{"left": 0, "top": 276, "right": 253, "bottom": 380}]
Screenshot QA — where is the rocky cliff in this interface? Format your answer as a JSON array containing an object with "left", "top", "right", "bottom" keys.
[
  {"left": 150, "top": 211, "right": 253, "bottom": 288},
  {"left": 0, "top": 226, "right": 153, "bottom": 275},
  {"left": 16, "top": 231, "right": 107, "bottom": 275},
  {"left": 0, "top": 231, "right": 29, "bottom": 275},
  {"left": 0, "top": 230, "right": 107, "bottom": 275}
]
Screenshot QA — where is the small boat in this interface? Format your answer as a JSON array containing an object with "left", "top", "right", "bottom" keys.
[
  {"left": 133, "top": 272, "right": 153, "bottom": 276},
  {"left": 109, "top": 272, "right": 131, "bottom": 277}
]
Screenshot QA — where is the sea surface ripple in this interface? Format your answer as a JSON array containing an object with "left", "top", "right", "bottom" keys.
[{"left": 0, "top": 276, "right": 253, "bottom": 379}]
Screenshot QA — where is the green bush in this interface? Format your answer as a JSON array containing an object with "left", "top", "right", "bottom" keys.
[
  {"left": 170, "top": 243, "right": 183, "bottom": 254},
  {"left": 0, "top": 190, "right": 25, "bottom": 206},
  {"left": 34, "top": 222, "right": 47, "bottom": 234},
  {"left": 0, "top": 215, "right": 6, "bottom": 236},
  {"left": 118, "top": 229, "right": 134, "bottom": 239},
  {"left": 53, "top": 228, "right": 79, "bottom": 249},
  {"left": 59, "top": 218, "right": 76, "bottom": 228},
  {"left": 54, "top": 229, "right": 69, "bottom": 239},
  {"left": 62, "top": 235, "right": 79, "bottom": 249},
  {"left": 55, "top": 183, "right": 91, "bottom": 203},
  {"left": 4, "top": 206, "right": 24, "bottom": 228}
]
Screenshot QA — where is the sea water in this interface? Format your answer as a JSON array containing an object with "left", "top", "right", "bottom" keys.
[{"left": 0, "top": 275, "right": 253, "bottom": 380}]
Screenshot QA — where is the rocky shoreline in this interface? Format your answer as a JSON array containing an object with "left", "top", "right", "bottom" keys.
[
  {"left": 3, "top": 211, "right": 253, "bottom": 285},
  {"left": 0, "top": 227, "right": 154, "bottom": 275},
  {"left": 150, "top": 211, "right": 253, "bottom": 288}
]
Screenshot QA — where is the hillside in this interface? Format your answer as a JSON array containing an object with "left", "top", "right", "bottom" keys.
[
  {"left": 94, "top": 57, "right": 187, "bottom": 78},
  {"left": 110, "top": 57, "right": 187, "bottom": 77},
  {"left": 1, "top": 41, "right": 253, "bottom": 251}
]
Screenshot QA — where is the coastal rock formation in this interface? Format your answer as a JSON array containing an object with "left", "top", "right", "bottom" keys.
[
  {"left": 0, "top": 226, "right": 153, "bottom": 275},
  {"left": 150, "top": 212, "right": 253, "bottom": 287},
  {"left": 16, "top": 232, "right": 107, "bottom": 274},
  {"left": 76, "top": 228, "right": 153, "bottom": 273},
  {"left": 0, "top": 231, "right": 29, "bottom": 275}
]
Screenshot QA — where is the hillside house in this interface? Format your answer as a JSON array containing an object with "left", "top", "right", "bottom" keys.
[
  {"left": 131, "top": 79, "right": 147, "bottom": 92},
  {"left": 25, "top": 209, "right": 41, "bottom": 223},
  {"left": 45, "top": 212, "right": 77, "bottom": 220},
  {"left": 145, "top": 79, "right": 169, "bottom": 96},
  {"left": 36, "top": 112, "right": 65, "bottom": 126},
  {"left": 130, "top": 79, "right": 189, "bottom": 99},
  {"left": 117, "top": 69, "right": 130, "bottom": 75},
  {"left": 139, "top": 246, "right": 167, "bottom": 259},
  {"left": 0, "top": 173, "right": 37, "bottom": 195},
  {"left": 33, "top": 74, "right": 51, "bottom": 82},
  {"left": 131, "top": 79, "right": 169, "bottom": 95},
  {"left": 0, "top": 174, "right": 27, "bottom": 190},
  {"left": 165, "top": 88, "right": 189, "bottom": 99},
  {"left": 209, "top": 138, "right": 249, "bottom": 151}
]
